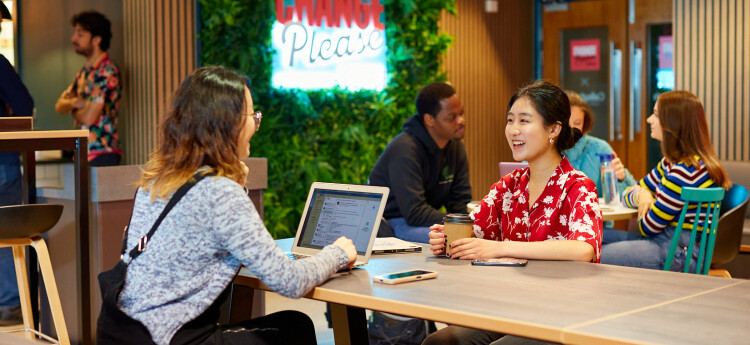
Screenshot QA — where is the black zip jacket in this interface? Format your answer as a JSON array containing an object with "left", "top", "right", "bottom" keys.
[{"left": 368, "top": 114, "right": 471, "bottom": 226}]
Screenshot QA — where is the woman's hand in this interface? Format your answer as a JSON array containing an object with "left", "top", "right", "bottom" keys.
[
  {"left": 237, "top": 161, "right": 249, "bottom": 186},
  {"left": 612, "top": 151, "right": 626, "bottom": 181},
  {"left": 332, "top": 236, "right": 357, "bottom": 268},
  {"left": 428, "top": 224, "right": 446, "bottom": 256},
  {"left": 449, "top": 238, "right": 502, "bottom": 260},
  {"left": 637, "top": 189, "right": 655, "bottom": 219}
]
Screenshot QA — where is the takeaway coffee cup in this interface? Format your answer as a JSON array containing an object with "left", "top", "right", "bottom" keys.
[{"left": 443, "top": 213, "right": 474, "bottom": 258}]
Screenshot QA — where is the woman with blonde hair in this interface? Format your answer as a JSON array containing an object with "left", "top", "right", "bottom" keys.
[
  {"left": 96, "top": 66, "right": 356, "bottom": 345},
  {"left": 601, "top": 90, "right": 730, "bottom": 271}
]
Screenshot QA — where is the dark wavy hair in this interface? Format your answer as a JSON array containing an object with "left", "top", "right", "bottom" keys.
[
  {"left": 507, "top": 81, "right": 582, "bottom": 153},
  {"left": 71, "top": 11, "right": 112, "bottom": 51},
  {"left": 138, "top": 66, "right": 249, "bottom": 200},
  {"left": 415, "top": 82, "right": 456, "bottom": 122}
]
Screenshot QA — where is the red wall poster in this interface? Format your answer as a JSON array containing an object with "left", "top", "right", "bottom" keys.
[{"left": 569, "top": 39, "right": 600, "bottom": 72}]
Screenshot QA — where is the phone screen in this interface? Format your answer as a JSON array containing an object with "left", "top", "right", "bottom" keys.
[{"left": 381, "top": 270, "right": 433, "bottom": 280}]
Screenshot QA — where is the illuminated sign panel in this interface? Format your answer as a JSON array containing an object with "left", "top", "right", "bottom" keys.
[{"left": 272, "top": 0, "right": 387, "bottom": 90}]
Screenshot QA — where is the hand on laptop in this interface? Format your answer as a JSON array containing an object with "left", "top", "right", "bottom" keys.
[{"left": 332, "top": 236, "right": 357, "bottom": 268}]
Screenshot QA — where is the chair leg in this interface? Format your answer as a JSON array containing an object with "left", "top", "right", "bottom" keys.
[
  {"left": 11, "top": 245, "right": 35, "bottom": 342},
  {"left": 708, "top": 269, "right": 732, "bottom": 278},
  {"left": 31, "top": 237, "right": 70, "bottom": 345}
]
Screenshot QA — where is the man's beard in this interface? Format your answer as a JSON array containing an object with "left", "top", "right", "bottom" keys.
[{"left": 74, "top": 44, "right": 93, "bottom": 57}]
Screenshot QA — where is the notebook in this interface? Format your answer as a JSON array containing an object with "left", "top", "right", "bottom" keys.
[
  {"left": 372, "top": 237, "right": 422, "bottom": 254},
  {"left": 499, "top": 161, "right": 528, "bottom": 178},
  {"left": 289, "top": 182, "right": 389, "bottom": 268}
]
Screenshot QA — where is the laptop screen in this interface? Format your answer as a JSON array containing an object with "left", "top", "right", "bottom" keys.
[{"left": 296, "top": 188, "right": 384, "bottom": 255}]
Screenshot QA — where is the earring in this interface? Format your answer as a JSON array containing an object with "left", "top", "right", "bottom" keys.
[{"left": 549, "top": 137, "right": 554, "bottom": 144}]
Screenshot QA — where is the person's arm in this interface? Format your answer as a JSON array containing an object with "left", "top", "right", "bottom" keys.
[
  {"left": 55, "top": 84, "right": 78, "bottom": 114},
  {"left": 211, "top": 180, "right": 349, "bottom": 299},
  {"left": 445, "top": 142, "right": 472, "bottom": 213},
  {"left": 0, "top": 55, "right": 34, "bottom": 116},
  {"left": 55, "top": 88, "right": 104, "bottom": 126},
  {"left": 388, "top": 148, "right": 446, "bottom": 226},
  {"left": 71, "top": 100, "right": 105, "bottom": 126},
  {"left": 469, "top": 179, "right": 505, "bottom": 240},
  {"left": 638, "top": 161, "right": 709, "bottom": 237},
  {"left": 449, "top": 238, "right": 595, "bottom": 262}
]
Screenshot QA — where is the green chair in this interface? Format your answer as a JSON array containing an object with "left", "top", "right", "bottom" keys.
[{"left": 664, "top": 187, "right": 725, "bottom": 274}]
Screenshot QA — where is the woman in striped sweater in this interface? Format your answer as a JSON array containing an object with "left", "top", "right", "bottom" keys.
[{"left": 601, "top": 90, "right": 730, "bottom": 271}]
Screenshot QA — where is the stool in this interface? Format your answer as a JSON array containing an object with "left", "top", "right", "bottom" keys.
[{"left": 0, "top": 204, "right": 69, "bottom": 345}]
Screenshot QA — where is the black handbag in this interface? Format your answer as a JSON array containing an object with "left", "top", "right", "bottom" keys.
[
  {"left": 96, "top": 172, "right": 215, "bottom": 345},
  {"left": 367, "top": 311, "right": 432, "bottom": 345}
]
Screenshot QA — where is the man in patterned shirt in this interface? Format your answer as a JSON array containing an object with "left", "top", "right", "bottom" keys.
[{"left": 55, "top": 11, "right": 121, "bottom": 166}]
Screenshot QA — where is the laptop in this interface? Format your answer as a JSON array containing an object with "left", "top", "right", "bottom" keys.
[
  {"left": 499, "top": 161, "right": 528, "bottom": 178},
  {"left": 372, "top": 237, "right": 422, "bottom": 254},
  {"left": 289, "top": 182, "right": 389, "bottom": 268}
]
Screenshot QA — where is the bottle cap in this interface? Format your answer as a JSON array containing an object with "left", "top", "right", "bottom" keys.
[{"left": 598, "top": 153, "right": 615, "bottom": 162}]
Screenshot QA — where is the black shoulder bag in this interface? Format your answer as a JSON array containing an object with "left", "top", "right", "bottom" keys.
[{"left": 96, "top": 172, "right": 214, "bottom": 345}]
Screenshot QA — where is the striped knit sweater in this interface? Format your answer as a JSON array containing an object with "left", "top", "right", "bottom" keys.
[{"left": 621, "top": 156, "right": 717, "bottom": 236}]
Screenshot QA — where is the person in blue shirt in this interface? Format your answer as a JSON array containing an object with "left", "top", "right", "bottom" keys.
[
  {"left": 0, "top": 1, "right": 34, "bottom": 325},
  {"left": 563, "top": 90, "right": 636, "bottom": 208}
]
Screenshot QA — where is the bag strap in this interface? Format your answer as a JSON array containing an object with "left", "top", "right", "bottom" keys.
[{"left": 121, "top": 171, "right": 215, "bottom": 261}]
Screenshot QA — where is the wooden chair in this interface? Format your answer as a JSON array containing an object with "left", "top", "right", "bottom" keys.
[
  {"left": 664, "top": 187, "right": 725, "bottom": 275},
  {"left": 0, "top": 204, "right": 69, "bottom": 345},
  {"left": 708, "top": 184, "right": 749, "bottom": 278}
]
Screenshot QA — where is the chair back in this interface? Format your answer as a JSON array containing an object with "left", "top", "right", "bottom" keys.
[
  {"left": 0, "top": 204, "right": 64, "bottom": 240},
  {"left": 664, "top": 187, "right": 725, "bottom": 275},
  {"left": 711, "top": 184, "right": 749, "bottom": 265}
]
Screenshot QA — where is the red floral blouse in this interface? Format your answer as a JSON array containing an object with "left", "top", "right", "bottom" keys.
[{"left": 469, "top": 157, "right": 603, "bottom": 262}]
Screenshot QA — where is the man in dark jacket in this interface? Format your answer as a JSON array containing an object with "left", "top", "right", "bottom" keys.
[
  {"left": 0, "top": 1, "right": 33, "bottom": 325},
  {"left": 369, "top": 82, "right": 471, "bottom": 243}
]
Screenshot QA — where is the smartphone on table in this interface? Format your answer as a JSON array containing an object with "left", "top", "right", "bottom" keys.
[
  {"left": 373, "top": 269, "right": 438, "bottom": 284},
  {"left": 471, "top": 258, "right": 528, "bottom": 266}
]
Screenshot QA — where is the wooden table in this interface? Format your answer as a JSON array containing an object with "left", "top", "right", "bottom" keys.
[
  {"left": 237, "top": 238, "right": 749, "bottom": 345},
  {"left": 598, "top": 200, "right": 638, "bottom": 221},
  {"left": 0, "top": 130, "right": 90, "bottom": 345}
]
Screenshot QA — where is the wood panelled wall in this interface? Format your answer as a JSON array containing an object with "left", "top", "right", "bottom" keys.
[
  {"left": 122, "top": 0, "right": 196, "bottom": 165},
  {"left": 674, "top": 0, "right": 750, "bottom": 162},
  {"left": 441, "top": 0, "right": 534, "bottom": 199}
]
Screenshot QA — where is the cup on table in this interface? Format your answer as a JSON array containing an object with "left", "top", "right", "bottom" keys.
[{"left": 443, "top": 213, "right": 474, "bottom": 258}]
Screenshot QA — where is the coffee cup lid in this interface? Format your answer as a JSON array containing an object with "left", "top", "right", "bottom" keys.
[{"left": 443, "top": 213, "right": 473, "bottom": 224}]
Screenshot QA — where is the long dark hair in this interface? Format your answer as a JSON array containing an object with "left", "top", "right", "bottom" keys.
[
  {"left": 508, "top": 81, "right": 582, "bottom": 153},
  {"left": 656, "top": 90, "right": 730, "bottom": 189},
  {"left": 139, "top": 66, "right": 249, "bottom": 200}
]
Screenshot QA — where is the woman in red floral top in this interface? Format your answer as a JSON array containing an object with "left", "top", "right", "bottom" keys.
[{"left": 423, "top": 81, "right": 604, "bottom": 345}]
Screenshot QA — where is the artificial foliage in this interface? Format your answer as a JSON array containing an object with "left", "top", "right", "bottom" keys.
[{"left": 199, "top": 0, "right": 456, "bottom": 238}]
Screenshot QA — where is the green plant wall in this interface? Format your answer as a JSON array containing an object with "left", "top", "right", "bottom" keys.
[{"left": 199, "top": 0, "right": 455, "bottom": 238}]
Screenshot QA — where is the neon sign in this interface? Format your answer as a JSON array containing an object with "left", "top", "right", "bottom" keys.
[{"left": 271, "top": 0, "right": 387, "bottom": 90}]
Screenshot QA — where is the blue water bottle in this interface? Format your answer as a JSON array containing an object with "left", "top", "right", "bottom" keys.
[{"left": 598, "top": 153, "right": 619, "bottom": 205}]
